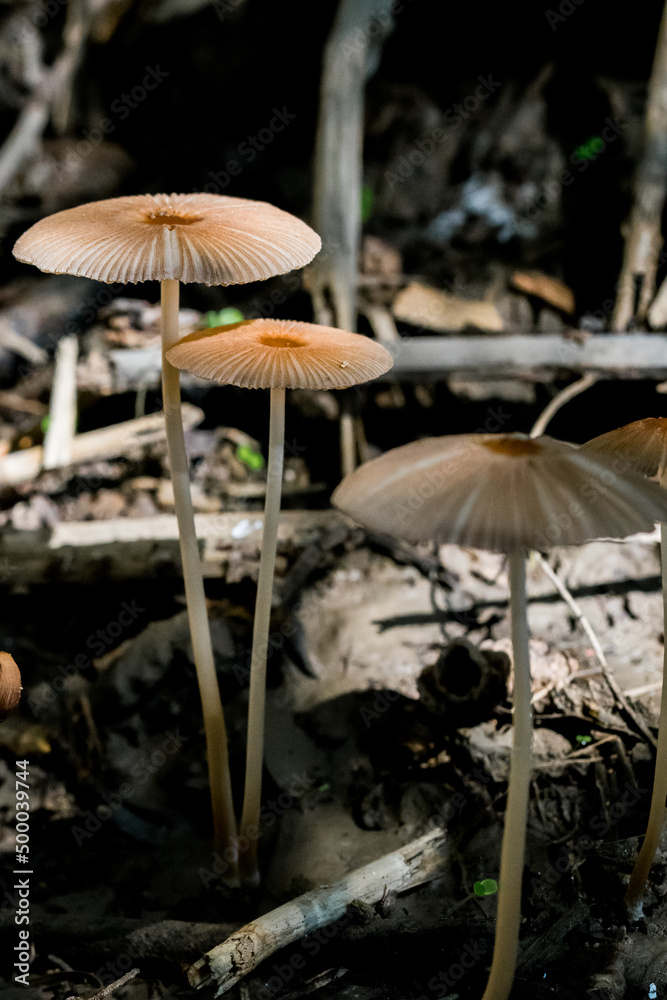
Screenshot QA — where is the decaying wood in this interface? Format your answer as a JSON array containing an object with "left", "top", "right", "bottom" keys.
[
  {"left": 0, "top": 510, "right": 346, "bottom": 583},
  {"left": 188, "top": 827, "right": 448, "bottom": 995},
  {"left": 0, "top": 403, "right": 202, "bottom": 487},
  {"left": 393, "top": 281, "right": 504, "bottom": 333},
  {"left": 614, "top": 0, "right": 667, "bottom": 329}
]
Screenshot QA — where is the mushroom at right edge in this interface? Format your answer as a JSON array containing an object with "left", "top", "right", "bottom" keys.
[
  {"left": 582, "top": 416, "right": 667, "bottom": 918},
  {"left": 331, "top": 432, "right": 667, "bottom": 1000}
]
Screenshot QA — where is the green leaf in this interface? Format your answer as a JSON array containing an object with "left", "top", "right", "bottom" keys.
[
  {"left": 575, "top": 734, "right": 592, "bottom": 747},
  {"left": 206, "top": 307, "right": 244, "bottom": 328},
  {"left": 361, "top": 184, "right": 374, "bottom": 223},
  {"left": 237, "top": 444, "right": 265, "bottom": 471},
  {"left": 473, "top": 878, "right": 498, "bottom": 897}
]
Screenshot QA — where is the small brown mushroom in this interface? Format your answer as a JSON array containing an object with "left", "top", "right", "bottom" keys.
[{"left": 0, "top": 652, "right": 22, "bottom": 720}]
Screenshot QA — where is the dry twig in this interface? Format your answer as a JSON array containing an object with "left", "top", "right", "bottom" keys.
[{"left": 188, "top": 827, "right": 447, "bottom": 995}]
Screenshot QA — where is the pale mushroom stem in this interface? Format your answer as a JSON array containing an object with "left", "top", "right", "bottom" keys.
[
  {"left": 481, "top": 551, "right": 533, "bottom": 1000},
  {"left": 239, "top": 386, "right": 286, "bottom": 885},
  {"left": 160, "top": 278, "right": 238, "bottom": 872},
  {"left": 624, "top": 515, "right": 667, "bottom": 917}
]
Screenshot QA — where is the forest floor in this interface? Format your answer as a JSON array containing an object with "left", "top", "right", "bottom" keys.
[{"left": 1, "top": 297, "right": 667, "bottom": 999}]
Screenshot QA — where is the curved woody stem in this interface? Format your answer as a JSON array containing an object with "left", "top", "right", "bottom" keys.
[
  {"left": 481, "top": 551, "right": 533, "bottom": 1000},
  {"left": 161, "top": 279, "right": 238, "bottom": 875},
  {"left": 239, "top": 387, "right": 286, "bottom": 885}
]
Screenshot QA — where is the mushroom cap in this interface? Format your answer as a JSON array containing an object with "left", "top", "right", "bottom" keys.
[
  {"left": 13, "top": 193, "right": 321, "bottom": 286},
  {"left": 581, "top": 417, "right": 667, "bottom": 478},
  {"left": 166, "top": 318, "right": 394, "bottom": 390},
  {"left": 0, "top": 652, "right": 21, "bottom": 721},
  {"left": 331, "top": 432, "right": 667, "bottom": 553}
]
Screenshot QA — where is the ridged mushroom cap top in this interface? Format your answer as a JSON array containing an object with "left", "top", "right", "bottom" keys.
[
  {"left": 581, "top": 417, "right": 667, "bottom": 478},
  {"left": 166, "top": 319, "right": 394, "bottom": 390},
  {"left": 0, "top": 652, "right": 21, "bottom": 721},
  {"left": 331, "top": 432, "right": 667, "bottom": 553},
  {"left": 13, "top": 193, "right": 321, "bottom": 286}
]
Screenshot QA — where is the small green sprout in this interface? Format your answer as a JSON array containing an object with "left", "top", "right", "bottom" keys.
[
  {"left": 575, "top": 734, "right": 592, "bottom": 747},
  {"left": 574, "top": 136, "right": 605, "bottom": 161},
  {"left": 206, "top": 307, "right": 244, "bottom": 328},
  {"left": 361, "top": 184, "right": 374, "bottom": 223},
  {"left": 40, "top": 415, "right": 50, "bottom": 434},
  {"left": 236, "top": 444, "right": 265, "bottom": 471},
  {"left": 473, "top": 878, "right": 498, "bottom": 897}
]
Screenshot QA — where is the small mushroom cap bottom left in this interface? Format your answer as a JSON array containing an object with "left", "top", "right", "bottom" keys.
[{"left": 0, "top": 652, "right": 22, "bottom": 720}]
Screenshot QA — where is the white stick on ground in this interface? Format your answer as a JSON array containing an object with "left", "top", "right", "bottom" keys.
[
  {"left": 481, "top": 551, "right": 533, "bottom": 1000},
  {"left": 160, "top": 279, "right": 238, "bottom": 870},
  {"left": 43, "top": 334, "right": 78, "bottom": 470},
  {"left": 188, "top": 826, "right": 447, "bottom": 995},
  {"left": 0, "top": 404, "right": 203, "bottom": 488},
  {"left": 239, "top": 387, "right": 286, "bottom": 884}
]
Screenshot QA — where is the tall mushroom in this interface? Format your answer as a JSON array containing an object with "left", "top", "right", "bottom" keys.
[
  {"left": 582, "top": 416, "right": 667, "bottom": 916},
  {"left": 167, "top": 317, "right": 394, "bottom": 883},
  {"left": 331, "top": 432, "right": 667, "bottom": 1000},
  {"left": 13, "top": 193, "right": 321, "bottom": 867}
]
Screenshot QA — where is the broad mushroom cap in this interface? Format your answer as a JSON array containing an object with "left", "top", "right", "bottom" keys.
[
  {"left": 13, "top": 193, "right": 321, "bottom": 286},
  {"left": 0, "top": 652, "right": 21, "bottom": 721},
  {"left": 582, "top": 417, "right": 667, "bottom": 478},
  {"left": 331, "top": 432, "right": 667, "bottom": 553},
  {"left": 166, "top": 318, "right": 394, "bottom": 390}
]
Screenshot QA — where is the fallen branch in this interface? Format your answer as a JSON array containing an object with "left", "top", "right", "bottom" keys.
[
  {"left": 66, "top": 967, "right": 139, "bottom": 1000},
  {"left": 0, "top": 403, "right": 202, "bottom": 487},
  {"left": 110, "top": 333, "right": 667, "bottom": 391},
  {"left": 188, "top": 827, "right": 447, "bottom": 995},
  {"left": 0, "top": 510, "right": 346, "bottom": 584}
]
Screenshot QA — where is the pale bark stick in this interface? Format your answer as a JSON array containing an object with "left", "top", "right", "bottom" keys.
[
  {"left": 311, "top": 0, "right": 396, "bottom": 476},
  {"left": 613, "top": 0, "right": 667, "bottom": 330},
  {"left": 43, "top": 334, "right": 78, "bottom": 470},
  {"left": 0, "top": 404, "right": 202, "bottom": 487},
  {"left": 188, "top": 827, "right": 447, "bottom": 995}
]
